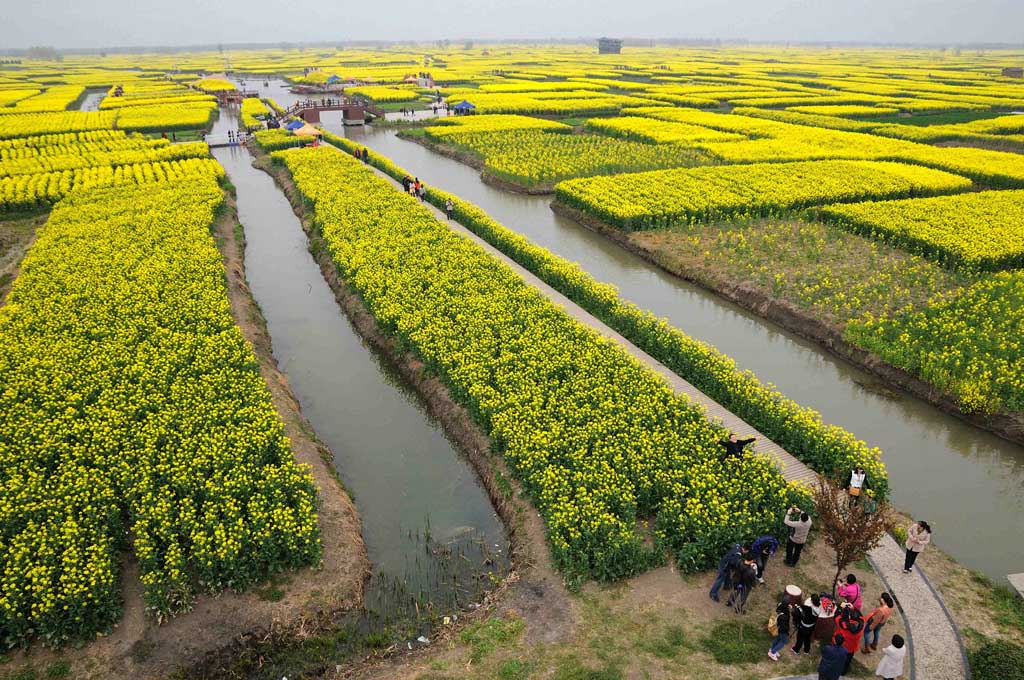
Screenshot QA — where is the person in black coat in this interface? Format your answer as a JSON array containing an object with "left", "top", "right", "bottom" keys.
[
  {"left": 719, "top": 433, "right": 756, "bottom": 459},
  {"left": 726, "top": 557, "right": 758, "bottom": 613},
  {"left": 818, "top": 634, "right": 848, "bottom": 680},
  {"left": 709, "top": 543, "right": 748, "bottom": 601}
]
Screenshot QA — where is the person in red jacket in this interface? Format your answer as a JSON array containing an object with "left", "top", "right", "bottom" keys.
[{"left": 835, "top": 602, "right": 865, "bottom": 676}]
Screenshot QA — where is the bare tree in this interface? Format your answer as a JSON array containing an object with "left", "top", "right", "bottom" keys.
[{"left": 812, "top": 475, "right": 894, "bottom": 599}]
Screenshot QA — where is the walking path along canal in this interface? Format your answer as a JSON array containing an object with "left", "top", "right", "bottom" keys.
[
  {"left": 343, "top": 125, "right": 1024, "bottom": 588},
  {"left": 348, "top": 142, "right": 969, "bottom": 680}
]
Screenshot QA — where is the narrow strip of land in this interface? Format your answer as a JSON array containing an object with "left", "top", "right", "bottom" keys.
[{"left": 345, "top": 146, "right": 968, "bottom": 680}]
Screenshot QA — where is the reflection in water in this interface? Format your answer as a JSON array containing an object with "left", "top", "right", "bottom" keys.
[
  {"left": 212, "top": 142, "right": 508, "bottom": 622},
  {"left": 342, "top": 125, "right": 1024, "bottom": 583}
]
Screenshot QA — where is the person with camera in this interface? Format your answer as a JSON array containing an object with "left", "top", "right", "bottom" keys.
[
  {"left": 783, "top": 505, "right": 812, "bottom": 566},
  {"left": 835, "top": 601, "right": 866, "bottom": 676}
]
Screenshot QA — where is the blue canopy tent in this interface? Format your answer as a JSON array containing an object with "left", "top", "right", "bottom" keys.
[
  {"left": 453, "top": 100, "right": 476, "bottom": 111},
  {"left": 284, "top": 119, "right": 304, "bottom": 130},
  {"left": 326, "top": 74, "right": 341, "bottom": 84}
]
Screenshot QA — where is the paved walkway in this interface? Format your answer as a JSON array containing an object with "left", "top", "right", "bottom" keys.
[
  {"left": 336, "top": 147, "right": 969, "bottom": 680},
  {"left": 867, "top": 534, "right": 969, "bottom": 680}
]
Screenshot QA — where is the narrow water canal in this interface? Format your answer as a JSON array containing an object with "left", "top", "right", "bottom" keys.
[
  {"left": 343, "top": 126, "right": 1024, "bottom": 584},
  {"left": 211, "top": 142, "right": 509, "bottom": 622}
]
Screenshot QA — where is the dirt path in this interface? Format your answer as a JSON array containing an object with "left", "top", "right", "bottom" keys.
[{"left": 0, "top": 215, "right": 42, "bottom": 304}]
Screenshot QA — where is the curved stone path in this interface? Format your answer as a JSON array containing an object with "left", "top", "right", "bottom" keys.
[{"left": 327, "top": 144, "right": 970, "bottom": 680}]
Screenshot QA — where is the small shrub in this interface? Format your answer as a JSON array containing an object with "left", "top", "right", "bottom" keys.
[
  {"left": 890, "top": 525, "right": 908, "bottom": 545},
  {"left": 970, "top": 639, "right": 1024, "bottom": 680}
]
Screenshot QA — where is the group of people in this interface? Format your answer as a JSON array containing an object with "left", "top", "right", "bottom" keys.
[
  {"left": 226, "top": 129, "right": 246, "bottom": 145},
  {"left": 351, "top": 147, "right": 370, "bottom": 163},
  {"left": 805, "top": 601, "right": 907, "bottom": 680},
  {"left": 708, "top": 503, "right": 933, "bottom": 679},
  {"left": 401, "top": 175, "right": 427, "bottom": 201}
]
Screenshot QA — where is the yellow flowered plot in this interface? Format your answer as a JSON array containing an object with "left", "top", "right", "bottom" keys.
[
  {"left": 584, "top": 116, "right": 747, "bottom": 144},
  {"left": 847, "top": 271, "right": 1024, "bottom": 413},
  {"left": 274, "top": 145, "right": 800, "bottom": 582},
  {"left": 324, "top": 130, "right": 888, "bottom": 502},
  {"left": 0, "top": 179, "right": 321, "bottom": 647},
  {"left": 240, "top": 97, "right": 270, "bottom": 128},
  {"left": 817, "top": 190, "right": 1024, "bottom": 271},
  {"left": 0, "top": 130, "right": 165, "bottom": 160},
  {"left": 423, "top": 127, "right": 708, "bottom": 186},
  {"left": 0, "top": 157, "right": 224, "bottom": 213},
  {"left": 347, "top": 85, "right": 422, "bottom": 102},
  {"left": 193, "top": 77, "right": 236, "bottom": 92},
  {"left": 425, "top": 113, "right": 571, "bottom": 136},
  {"left": 115, "top": 101, "right": 218, "bottom": 133},
  {"left": 555, "top": 160, "right": 972, "bottom": 231},
  {"left": 0, "top": 141, "right": 209, "bottom": 177},
  {"left": 0, "top": 110, "right": 117, "bottom": 140}
]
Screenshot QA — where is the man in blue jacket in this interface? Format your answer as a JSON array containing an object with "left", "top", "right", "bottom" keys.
[
  {"left": 709, "top": 543, "right": 748, "bottom": 601},
  {"left": 818, "top": 633, "right": 848, "bottom": 680}
]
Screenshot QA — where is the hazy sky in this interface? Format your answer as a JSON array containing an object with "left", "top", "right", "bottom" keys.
[{"left": 4, "top": 0, "right": 1023, "bottom": 49}]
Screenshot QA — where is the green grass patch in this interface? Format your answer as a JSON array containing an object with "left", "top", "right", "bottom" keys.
[
  {"left": 459, "top": 614, "right": 525, "bottom": 663},
  {"left": 499, "top": 659, "right": 537, "bottom": 680},
  {"left": 43, "top": 662, "right": 69, "bottom": 679},
  {"left": 639, "top": 624, "right": 691, "bottom": 659},
  {"left": 971, "top": 573, "right": 1024, "bottom": 634},
  {"left": 861, "top": 110, "right": 1007, "bottom": 126},
  {"left": 552, "top": 655, "right": 623, "bottom": 680},
  {"left": 698, "top": 620, "right": 770, "bottom": 664}
]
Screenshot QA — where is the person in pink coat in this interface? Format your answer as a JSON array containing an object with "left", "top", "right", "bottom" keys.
[{"left": 836, "top": 573, "right": 863, "bottom": 611}]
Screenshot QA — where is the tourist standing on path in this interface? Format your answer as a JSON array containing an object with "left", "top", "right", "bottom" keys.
[
  {"left": 862, "top": 592, "right": 894, "bottom": 653},
  {"left": 751, "top": 535, "right": 778, "bottom": 584},
  {"left": 726, "top": 555, "right": 758, "bottom": 613},
  {"left": 783, "top": 506, "right": 812, "bottom": 566},
  {"left": 904, "top": 520, "right": 931, "bottom": 573},
  {"left": 818, "top": 634, "right": 848, "bottom": 680},
  {"left": 846, "top": 466, "right": 867, "bottom": 505},
  {"left": 362, "top": 148, "right": 369, "bottom": 162},
  {"left": 709, "top": 543, "right": 747, "bottom": 602},
  {"left": 445, "top": 198, "right": 454, "bottom": 220},
  {"left": 835, "top": 603, "right": 866, "bottom": 676},
  {"left": 768, "top": 601, "right": 792, "bottom": 660},
  {"left": 836, "top": 573, "right": 863, "bottom": 611},
  {"left": 719, "top": 433, "right": 755, "bottom": 460},
  {"left": 417, "top": 182, "right": 426, "bottom": 201},
  {"left": 792, "top": 603, "right": 816, "bottom": 655},
  {"left": 875, "top": 634, "right": 906, "bottom": 680}
]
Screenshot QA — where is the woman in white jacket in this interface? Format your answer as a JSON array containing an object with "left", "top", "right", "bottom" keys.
[{"left": 875, "top": 634, "right": 907, "bottom": 679}]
